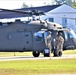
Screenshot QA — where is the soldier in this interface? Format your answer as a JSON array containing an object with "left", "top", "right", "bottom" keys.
[
  {"left": 44, "top": 31, "right": 52, "bottom": 57},
  {"left": 45, "top": 31, "right": 52, "bottom": 57},
  {"left": 54, "top": 32, "right": 64, "bottom": 57}
]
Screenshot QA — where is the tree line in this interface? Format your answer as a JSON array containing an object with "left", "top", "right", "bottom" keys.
[{"left": 22, "top": 0, "right": 76, "bottom": 8}]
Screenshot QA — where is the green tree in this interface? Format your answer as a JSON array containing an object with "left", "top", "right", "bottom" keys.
[
  {"left": 72, "top": 1, "right": 76, "bottom": 8},
  {"left": 43, "top": 2, "right": 51, "bottom": 6},
  {"left": 66, "top": 0, "right": 72, "bottom": 6},
  {"left": 22, "top": 2, "right": 29, "bottom": 8},
  {"left": 55, "top": 0, "right": 72, "bottom": 6}
]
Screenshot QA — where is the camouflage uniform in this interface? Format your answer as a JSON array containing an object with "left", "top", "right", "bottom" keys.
[
  {"left": 55, "top": 33, "right": 64, "bottom": 56},
  {"left": 45, "top": 32, "right": 52, "bottom": 51}
]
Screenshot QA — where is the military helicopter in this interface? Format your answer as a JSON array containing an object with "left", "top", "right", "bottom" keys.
[{"left": 0, "top": 8, "right": 76, "bottom": 57}]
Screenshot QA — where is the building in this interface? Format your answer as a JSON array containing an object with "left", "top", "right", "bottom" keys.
[{"left": 40, "top": 4, "right": 76, "bottom": 33}]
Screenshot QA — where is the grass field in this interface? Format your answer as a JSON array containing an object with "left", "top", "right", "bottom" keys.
[
  {"left": 0, "top": 50, "right": 76, "bottom": 75},
  {"left": 0, "top": 49, "right": 76, "bottom": 57},
  {"left": 0, "top": 59, "right": 76, "bottom": 75},
  {"left": 63, "top": 50, "right": 76, "bottom": 54},
  {"left": 0, "top": 52, "right": 32, "bottom": 57}
]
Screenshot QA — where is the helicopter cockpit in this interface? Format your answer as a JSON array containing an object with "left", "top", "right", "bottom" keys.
[
  {"left": 63, "top": 29, "right": 76, "bottom": 41},
  {"left": 57, "top": 29, "right": 76, "bottom": 50},
  {"left": 34, "top": 31, "right": 43, "bottom": 42},
  {"left": 69, "top": 29, "right": 76, "bottom": 39}
]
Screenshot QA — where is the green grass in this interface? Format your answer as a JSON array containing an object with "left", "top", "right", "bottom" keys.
[
  {"left": 63, "top": 50, "right": 76, "bottom": 54},
  {"left": 0, "top": 50, "right": 76, "bottom": 75},
  {"left": 0, "top": 52, "right": 32, "bottom": 57},
  {"left": 0, "top": 59, "right": 76, "bottom": 75}
]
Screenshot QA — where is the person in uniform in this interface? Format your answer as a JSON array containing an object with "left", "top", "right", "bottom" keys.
[
  {"left": 54, "top": 32, "right": 64, "bottom": 57},
  {"left": 44, "top": 31, "right": 52, "bottom": 57},
  {"left": 46, "top": 31, "right": 52, "bottom": 50}
]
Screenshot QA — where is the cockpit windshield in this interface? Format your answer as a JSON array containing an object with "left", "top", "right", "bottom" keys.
[
  {"left": 69, "top": 29, "right": 76, "bottom": 39},
  {"left": 34, "top": 31, "right": 44, "bottom": 41},
  {"left": 64, "top": 31, "right": 68, "bottom": 40},
  {"left": 44, "top": 31, "right": 48, "bottom": 39}
]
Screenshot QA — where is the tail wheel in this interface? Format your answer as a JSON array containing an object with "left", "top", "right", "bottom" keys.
[
  {"left": 32, "top": 51, "right": 40, "bottom": 57},
  {"left": 44, "top": 49, "right": 50, "bottom": 57}
]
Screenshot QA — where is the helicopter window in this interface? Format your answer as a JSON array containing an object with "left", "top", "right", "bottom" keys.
[
  {"left": 69, "top": 29, "right": 76, "bottom": 39},
  {"left": 64, "top": 32, "right": 68, "bottom": 40},
  {"left": 15, "top": 19, "right": 21, "bottom": 22},
  {"left": 25, "top": 34, "right": 28, "bottom": 37},
  {"left": 44, "top": 31, "right": 48, "bottom": 39},
  {"left": 0, "top": 22, "right": 2, "bottom": 26},
  {"left": 34, "top": 32, "right": 43, "bottom": 41},
  {"left": 49, "top": 18, "right": 54, "bottom": 22}
]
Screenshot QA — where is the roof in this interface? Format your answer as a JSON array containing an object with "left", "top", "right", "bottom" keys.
[
  {"left": 0, "top": 5, "right": 61, "bottom": 19},
  {"left": 48, "top": 4, "right": 76, "bottom": 13},
  {"left": 17, "top": 5, "right": 61, "bottom": 12}
]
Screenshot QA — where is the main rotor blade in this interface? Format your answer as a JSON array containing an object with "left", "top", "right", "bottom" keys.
[
  {"left": 0, "top": 8, "right": 30, "bottom": 14},
  {"left": 0, "top": 8, "right": 45, "bottom": 16},
  {"left": 0, "top": 8, "right": 75, "bottom": 20}
]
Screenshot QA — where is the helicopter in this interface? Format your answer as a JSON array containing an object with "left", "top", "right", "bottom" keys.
[{"left": 0, "top": 8, "right": 75, "bottom": 57}]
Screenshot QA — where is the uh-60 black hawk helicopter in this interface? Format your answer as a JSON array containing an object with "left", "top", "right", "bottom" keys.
[{"left": 0, "top": 8, "right": 76, "bottom": 57}]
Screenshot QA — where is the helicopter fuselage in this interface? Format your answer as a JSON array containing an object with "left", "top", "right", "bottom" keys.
[{"left": 0, "top": 20, "right": 76, "bottom": 57}]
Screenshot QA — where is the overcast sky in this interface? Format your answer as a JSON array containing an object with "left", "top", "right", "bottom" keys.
[{"left": 0, "top": 0, "right": 53, "bottom": 9}]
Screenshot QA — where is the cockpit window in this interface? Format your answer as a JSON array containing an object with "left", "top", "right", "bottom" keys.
[
  {"left": 34, "top": 31, "right": 43, "bottom": 41},
  {"left": 44, "top": 31, "right": 48, "bottom": 39},
  {"left": 69, "top": 29, "right": 76, "bottom": 39},
  {"left": 64, "top": 32, "right": 68, "bottom": 40}
]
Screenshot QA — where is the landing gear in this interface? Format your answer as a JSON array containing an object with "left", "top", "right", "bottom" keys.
[
  {"left": 59, "top": 51, "right": 62, "bottom": 57},
  {"left": 44, "top": 49, "right": 50, "bottom": 57},
  {"left": 53, "top": 49, "right": 62, "bottom": 57},
  {"left": 32, "top": 49, "right": 50, "bottom": 57},
  {"left": 32, "top": 51, "right": 40, "bottom": 57},
  {"left": 53, "top": 49, "right": 58, "bottom": 57}
]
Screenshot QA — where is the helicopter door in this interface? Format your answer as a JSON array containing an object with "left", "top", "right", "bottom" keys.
[
  {"left": 9, "top": 31, "right": 32, "bottom": 51},
  {"left": 62, "top": 30, "right": 75, "bottom": 50},
  {"left": 68, "top": 30, "right": 76, "bottom": 49},
  {"left": 25, "top": 32, "right": 32, "bottom": 50},
  {"left": 33, "top": 31, "right": 45, "bottom": 50},
  {"left": 63, "top": 31, "right": 69, "bottom": 49}
]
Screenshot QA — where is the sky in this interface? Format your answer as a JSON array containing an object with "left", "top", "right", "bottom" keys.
[{"left": 0, "top": 0, "right": 53, "bottom": 9}]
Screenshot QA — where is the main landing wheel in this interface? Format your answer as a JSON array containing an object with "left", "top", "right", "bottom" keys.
[
  {"left": 32, "top": 51, "right": 40, "bottom": 57},
  {"left": 53, "top": 49, "right": 59, "bottom": 57},
  {"left": 44, "top": 49, "right": 50, "bottom": 57},
  {"left": 53, "top": 49, "right": 62, "bottom": 57},
  {"left": 58, "top": 51, "right": 62, "bottom": 57}
]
